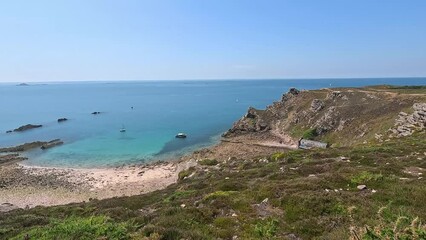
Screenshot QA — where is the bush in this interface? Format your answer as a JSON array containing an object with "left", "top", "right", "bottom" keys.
[
  {"left": 198, "top": 159, "right": 218, "bottom": 166},
  {"left": 178, "top": 167, "right": 195, "bottom": 181},
  {"left": 302, "top": 128, "right": 318, "bottom": 140},
  {"left": 270, "top": 152, "right": 285, "bottom": 161}
]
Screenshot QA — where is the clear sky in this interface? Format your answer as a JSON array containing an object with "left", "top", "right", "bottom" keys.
[{"left": 0, "top": 0, "right": 425, "bottom": 82}]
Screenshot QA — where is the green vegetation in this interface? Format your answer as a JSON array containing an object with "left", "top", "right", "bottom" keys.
[
  {"left": 388, "top": 85, "right": 426, "bottom": 90},
  {"left": 198, "top": 158, "right": 218, "bottom": 166},
  {"left": 350, "top": 171, "right": 384, "bottom": 185},
  {"left": 1, "top": 131, "right": 426, "bottom": 239},
  {"left": 10, "top": 216, "right": 135, "bottom": 240},
  {"left": 351, "top": 204, "right": 426, "bottom": 240},
  {"left": 254, "top": 218, "right": 279, "bottom": 238},
  {"left": 302, "top": 128, "right": 318, "bottom": 140},
  {"left": 177, "top": 166, "right": 195, "bottom": 181},
  {"left": 270, "top": 152, "right": 285, "bottom": 161}
]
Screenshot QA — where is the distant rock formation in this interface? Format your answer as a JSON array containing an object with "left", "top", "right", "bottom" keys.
[
  {"left": 16, "top": 83, "right": 29, "bottom": 86},
  {"left": 13, "top": 124, "right": 42, "bottom": 132}
]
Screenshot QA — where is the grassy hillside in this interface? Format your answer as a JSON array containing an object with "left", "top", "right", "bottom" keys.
[{"left": 1, "top": 130, "right": 425, "bottom": 239}]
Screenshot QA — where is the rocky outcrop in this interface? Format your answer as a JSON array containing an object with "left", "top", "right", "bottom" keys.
[
  {"left": 12, "top": 124, "right": 42, "bottom": 132},
  {"left": 390, "top": 103, "right": 426, "bottom": 137},
  {"left": 311, "top": 99, "right": 325, "bottom": 112},
  {"left": 222, "top": 107, "right": 271, "bottom": 137},
  {"left": 281, "top": 88, "right": 300, "bottom": 102},
  {"left": 41, "top": 139, "right": 64, "bottom": 150}
]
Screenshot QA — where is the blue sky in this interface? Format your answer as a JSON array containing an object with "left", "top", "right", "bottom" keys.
[{"left": 0, "top": 0, "right": 425, "bottom": 82}]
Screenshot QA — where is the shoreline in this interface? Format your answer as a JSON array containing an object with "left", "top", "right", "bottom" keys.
[
  {"left": 0, "top": 156, "right": 197, "bottom": 210},
  {"left": 0, "top": 133, "right": 293, "bottom": 211}
]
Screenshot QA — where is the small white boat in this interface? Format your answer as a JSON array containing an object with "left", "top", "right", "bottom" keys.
[
  {"left": 120, "top": 125, "right": 126, "bottom": 132},
  {"left": 175, "top": 133, "right": 187, "bottom": 138}
]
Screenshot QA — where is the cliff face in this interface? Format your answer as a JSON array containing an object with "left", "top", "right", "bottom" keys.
[{"left": 223, "top": 86, "right": 426, "bottom": 147}]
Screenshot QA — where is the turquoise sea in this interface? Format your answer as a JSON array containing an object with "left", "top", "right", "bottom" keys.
[{"left": 0, "top": 78, "right": 425, "bottom": 168}]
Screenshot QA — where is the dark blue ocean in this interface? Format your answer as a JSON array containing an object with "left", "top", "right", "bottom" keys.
[{"left": 0, "top": 78, "right": 425, "bottom": 168}]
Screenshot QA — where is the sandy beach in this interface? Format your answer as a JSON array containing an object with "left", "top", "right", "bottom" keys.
[{"left": 0, "top": 159, "right": 197, "bottom": 210}]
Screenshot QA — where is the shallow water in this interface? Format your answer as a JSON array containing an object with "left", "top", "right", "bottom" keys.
[{"left": 0, "top": 78, "right": 424, "bottom": 167}]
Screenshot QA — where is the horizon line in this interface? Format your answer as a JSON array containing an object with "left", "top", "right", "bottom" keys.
[{"left": 1, "top": 76, "right": 426, "bottom": 84}]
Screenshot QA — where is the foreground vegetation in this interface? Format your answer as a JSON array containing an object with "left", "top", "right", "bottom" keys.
[{"left": 1, "top": 129, "right": 425, "bottom": 239}]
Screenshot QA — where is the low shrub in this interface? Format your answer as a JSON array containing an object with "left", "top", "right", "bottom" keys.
[{"left": 198, "top": 159, "right": 218, "bottom": 166}]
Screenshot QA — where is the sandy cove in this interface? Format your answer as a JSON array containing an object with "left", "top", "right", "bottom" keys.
[
  {"left": 0, "top": 159, "right": 196, "bottom": 209},
  {"left": 0, "top": 133, "right": 294, "bottom": 211}
]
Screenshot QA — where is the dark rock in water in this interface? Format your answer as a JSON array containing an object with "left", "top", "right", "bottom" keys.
[
  {"left": 91, "top": 111, "right": 101, "bottom": 115},
  {"left": 57, "top": 118, "right": 68, "bottom": 122},
  {"left": 41, "top": 139, "right": 64, "bottom": 150},
  {"left": 6, "top": 130, "right": 12, "bottom": 133},
  {"left": 13, "top": 124, "right": 42, "bottom": 132}
]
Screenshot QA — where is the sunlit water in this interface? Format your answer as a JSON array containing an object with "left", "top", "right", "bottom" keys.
[{"left": 0, "top": 78, "right": 424, "bottom": 168}]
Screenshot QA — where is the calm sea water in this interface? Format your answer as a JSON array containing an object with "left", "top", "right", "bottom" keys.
[{"left": 0, "top": 78, "right": 425, "bottom": 168}]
